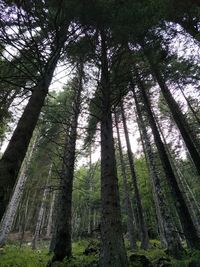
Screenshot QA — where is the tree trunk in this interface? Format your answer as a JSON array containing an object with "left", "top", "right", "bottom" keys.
[
  {"left": 19, "top": 192, "right": 30, "bottom": 247},
  {"left": 49, "top": 63, "right": 83, "bottom": 264},
  {"left": 0, "top": 132, "right": 37, "bottom": 247},
  {"left": 115, "top": 112, "right": 137, "bottom": 250},
  {"left": 120, "top": 101, "right": 149, "bottom": 249},
  {"left": 145, "top": 56, "right": 200, "bottom": 176},
  {"left": 134, "top": 71, "right": 200, "bottom": 249},
  {"left": 0, "top": 26, "right": 69, "bottom": 220},
  {"left": 133, "top": 87, "right": 184, "bottom": 257},
  {"left": 99, "top": 30, "right": 128, "bottom": 267},
  {"left": 31, "top": 164, "right": 52, "bottom": 250},
  {"left": 46, "top": 191, "right": 56, "bottom": 240}
]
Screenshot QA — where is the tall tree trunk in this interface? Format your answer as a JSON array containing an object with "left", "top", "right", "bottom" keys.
[
  {"left": 31, "top": 164, "right": 52, "bottom": 250},
  {"left": 99, "top": 31, "right": 128, "bottom": 267},
  {"left": 134, "top": 71, "right": 200, "bottom": 249},
  {"left": 120, "top": 101, "right": 149, "bottom": 249},
  {"left": 0, "top": 133, "right": 37, "bottom": 247},
  {"left": 0, "top": 26, "right": 69, "bottom": 220},
  {"left": 49, "top": 63, "right": 83, "bottom": 264},
  {"left": 144, "top": 54, "right": 200, "bottom": 176},
  {"left": 133, "top": 87, "right": 184, "bottom": 257},
  {"left": 115, "top": 112, "right": 137, "bottom": 250}
]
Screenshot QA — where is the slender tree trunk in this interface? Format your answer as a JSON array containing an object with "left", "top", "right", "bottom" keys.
[
  {"left": 87, "top": 146, "right": 92, "bottom": 235},
  {"left": 133, "top": 87, "right": 184, "bottom": 257},
  {"left": 46, "top": 191, "right": 56, "bottom": 240},
  {"left": 120, "top": 101, "right": 149, "bottom": 249},
  {"left": 19, "top": 192, "right": 30, "bottom": 247},
  {"left": 115, "top": 112, "right": 137, "bottom": 250},
  {"left": 32, "top": 164, "right": 52, "bottom": 250},
  {"left": 145, "top": 55, "right": 200, "bottom": 176},
  {"left": 99, "top": 31, "right": 128, "bottom": 267},
  {"left": 134, "top": 71, "right": 200, "bottom": 249},
  {"left": 0, "top": 26, "right": 69, "bottom": 220},
  {"left": 49, "top": 63, "right": 83, "bottom": 265},
  {"left": 0, "top": 133, "right": 37, "bottom": 247}
]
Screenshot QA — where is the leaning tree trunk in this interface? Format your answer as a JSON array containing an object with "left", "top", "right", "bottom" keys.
[
  {"left": 115, "top": 112, "right": 137, "bottom": 250},
  {"left": 49, "top": 63, "right": 83, "bottom": 265},
  {"left": 0, "top": 25, "right": 69, "bottom": 221},
  {"left": 133, "top": 87, "right": 184, "bottom": 257},
  {"left": 120, "top": 101, "right": 149, "bottom": 249},
  {"left": 144, "top": 54, "right": 200, "bottom": 176},
  {"left": 0, "top": 132, "right": 38, "bottom": 247},
  {"left": 134, "top": 70, "right": 200, "bottom": 249},
  {"left": 99, "top": 31, "right": 128, "bottom": 267},
  {"left": 31, "top": 163, "right": 52, "bottom": 250}
]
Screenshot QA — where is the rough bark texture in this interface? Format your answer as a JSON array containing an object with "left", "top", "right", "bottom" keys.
[
  {"left": 0, "top": 134, "right": 37, "bottom": 247},
  {"left": 99, "top": 31, "right": 128, "bottom": 267},
  {"left": 135, "top": 71, "right": 200, "bottom": 249},
  {"left": 133, "top": 87, "right": 184, "bottom": 257},
  {"left": 121, "top": 102, "right": 149, "bottom": 250},
  {"left": 115, "top": 113, "right": 137, "bottom": 250}
]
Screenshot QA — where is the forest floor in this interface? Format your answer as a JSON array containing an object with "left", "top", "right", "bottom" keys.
[{"left": 0, "top": 239, "right": 200, "bottom": 267}]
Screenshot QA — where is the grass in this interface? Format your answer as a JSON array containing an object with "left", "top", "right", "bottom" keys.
[
  {"left": 0, "top": 245, "right": 50, "bottom": 267},
  {"left": 0, "top": 239, "right": 200, "bottom": 266}
]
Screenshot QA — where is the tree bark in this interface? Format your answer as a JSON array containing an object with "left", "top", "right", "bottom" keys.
[
  {"left": 99, "top": 30, "right": 128, "bottom": 267},
  {"left": 120, "top": 101, "right": 149, "bottom": 249},
  {"left": 134, "top": 71, "right": 200, "bottom": 249},
  {"left": 133, "top": 87, "right": 184, "bottom": 257},
  {"left": 0, "top": 132, "right": 37, "bottom": 247},
  {"left": 115, "top": 112, "right": 137, "bottom": 250}
]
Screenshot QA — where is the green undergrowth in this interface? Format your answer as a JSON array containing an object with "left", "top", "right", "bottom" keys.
[
  {"left": 0, "top": 240, "right": 200, "bottom": 267},
  {"left": 0, "top": 244, "right": 50, "bottom": 267}
]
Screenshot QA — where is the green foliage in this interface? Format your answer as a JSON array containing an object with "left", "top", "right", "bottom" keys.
[
  {"left": 0, "top": 245, "right": 50, "bottom": 267},
  {"left": 2, "top": 242, "right": 200, "bottom": 267}
]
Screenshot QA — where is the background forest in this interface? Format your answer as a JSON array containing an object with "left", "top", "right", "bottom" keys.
[{"left": 0, "top": 0, "right": 200, "bottom": 266}]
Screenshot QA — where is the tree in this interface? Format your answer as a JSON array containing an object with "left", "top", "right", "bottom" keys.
[
  {"left": 133, "top": 86, "right": 184, "bottom": 257},
  {"left": 115, "top": 112, "right": 137, "bottom": 250},
  {"left": 143, "top": 47, "right": 200, "bottom": 176},
  {"left": 120, "top": 101, "right": 149, "bottom": 249},
  {"left": 133, "top": 68, "right": 200, "bottom": 249},
  {"left": 0, "top": 2, "right": 72, "bottom": 220},
  {"left": 99, "top": 30, "right": 128, "bottom": 267},
  {"left": 49, "top": 63, "right": 84, "bottom": 264}
]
